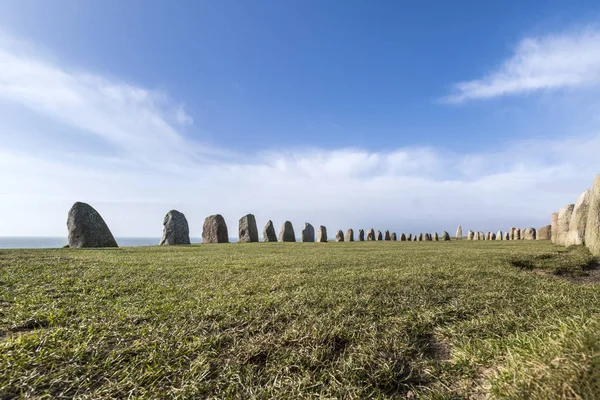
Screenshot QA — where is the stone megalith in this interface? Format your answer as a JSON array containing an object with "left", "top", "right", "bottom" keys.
[
  {"left": 467, "top": 230, "right": 474, "bottom": 240},
  {"left": 585, "top": 175, "right": 600, "bottom": 255},
  {"left": 202, "top": 214, "right": 229, "bottom": 243},
  {"left": 335, "top": 230, "right": 344, "bottom": 242},
  {"left": 67, "top": 202, "right": 118, "bottom": 248},
  {"left": 566, "top": 189, "right": 591, "bottom": 246},
  {"left": 490, "top": 233, "right": 496, "bottom": 240},
  {"left": 391, "top": 232, "right": 397, "bottom": 241},
  {"left": 160, "top": 210, "right": 190, "bottom": 245},
  {"left": 263, "top": 220, "right": 278, "bottom": 242},
  {"left": 456, "top": 225, "right": 462, "bottom": 239},
  {"left": 503, "top": 232, "right": 509, "bottom": 240},
  {"left": 384, "top": 230, "right": 391, "bottom": 241},
  {"left": 433, "top": 232, "right": 439, "bottom": 241},
  {"left": 279, "top": 221, "right": 296, "bottom": 242},
  {"left": 377, "top": 231, "right": 383, "bottom": 241},
  {"left": 358, "top": 229, "right": 365, "bottom": 241},
  {"left": 473, "top": 231, "right": 479, "bottom": 241},
  {"left": 238, "top": 214, "right": 259, "bottom": 243},
  {"left": 537, "top": 225, "right": 551, "bottom": 240},
  {"left": 367, "top": 229, "right": 376, "bottom": 241},
  {"left": 317, "top": 225, "right": 328, "bottom": 242},
  {"left": 496, "top": 231, "right": 503, "bottom": 240},
  {"left": 345, "top": 229, "right": 355, "bottom": 242},
  {"left": 551, "top": 212, "right": 559, "bottom": 244},
  {"left": 417, "top": 233, "right": 423, "bottom": 241},
  {"left": 442, "top": 231, "right": 450, "bottom": 241},
  {"left": 509, "top": 227, "right": 516, "bottom": 240},
  {"left": 426, "top": 233, "right": 432, "bottom": 241},
  {"left": 400, "top": 233, "right": 407, "bottom": 241},
  {"left": 514, "top": 228, "right": 521, "bottom": 241},
  {"left": 557, "top": 204, "right": 575, "bottom": 246},
  {"left": 480, "top": 231, "right": 486, "bottom": 241},
  {"left": 485, "top": 232, "right": 491, "bottom": 240},
  {"left": 301, "top": 223, "right": 315, "bottom": 242},
  {"left": 523, "top": 228, "right": 536, "bottom": 240}
]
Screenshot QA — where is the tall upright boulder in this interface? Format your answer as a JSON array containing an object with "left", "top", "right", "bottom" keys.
[
  {"left": 509, "top": 227, "right": 516, "bottom": 240},
  {"left": 514, "top": 228, "right": 521, "bottom": 241},
  {"left": 538, "top": 225, "right": 551, "bottom": 240},
  {"left": 467, "top": 230, "right": 474, "bottom": 240},
  {"left": 367, "top": 229, "right": 376, "bottom": 241},
  {"left": 523, "top": 228, "right": 536, "bottom": 240},
  {"left": 586, "top": 175, "right": 600, "bottom": 255},
  {"left": 551, "top": 212, "right": 559, "bottom": 244},
  {"left": 160, "top": 210, "right": 190, "bottom": 245},
  {"left": 317, "top": 226, "right": 328, "bottom": 242},
  {"left": 417, "top": 233, "right": 423, "bottom": 241},
  {"left": 278, "top": 221, "right": 296, "bottom": 242},
  {"left": 345, "top": 229, "right": 355, "bottom": 242},
  {"left": 503, "top": 232, "right": 509, "bottom": 240},
  {"left": 400, "top": 233, "right": 407, "bottom": 241},
  {"left": 377, "top": 231, "right": 383, "bottom": 241},
  {"left": 557, "top": 204, "right": 575, "bottom": 246},
  {"left": 238, "top": 214, "right": 259, "bottom": 243},
  {"left": 442, "top": 231, "right": 450, "bottom": 241},
  {"left": 384, "top": 230, "right": 391, "bottom": 241},
  {"left": 391, "top": 232, "right": 397, "bottom": 241},
  {"left": 496, "top": 231, "right": 503, "bottom": 240},
  {"left": 490, "top": 232, "right": 496, "bottom": 240},
  {"left": 456, "top": 225, "right": 462, "bottom": 239},
  {"left": 301, "top": 223, "right": 315, "bottom": 242},
  {"left": 566, "top": 189, "right": 591, "bottom": 246},
  {"left": 203, "top": 214, "right": 229, "bottom": 243},
  {"left": 335, "top": 230, "right": 344, "bottom": 242},
  {"left": 263, "top": 220, "right": 278, "bottom": 242},
  {"left": 433, "top": 232, "right": 439, "bottom": 241},
  {"left": 358, "top": 229, "right": 365, "bottom": 241},
  {"left": 67, "top": 202, "right": 118, "bottom": 248}
]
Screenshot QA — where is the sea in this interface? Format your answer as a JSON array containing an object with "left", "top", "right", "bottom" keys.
[{"left": 0, "top": 237, "right": 231, "bottom": 249}]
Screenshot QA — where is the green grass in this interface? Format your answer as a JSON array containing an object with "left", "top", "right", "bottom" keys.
[{"left": 1, "top": 241, "right": 599, "bottom": 399}]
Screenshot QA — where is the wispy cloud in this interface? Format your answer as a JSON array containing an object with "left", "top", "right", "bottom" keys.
[{"left": 443, "top": 28, "right": 600, "bottom": 103}]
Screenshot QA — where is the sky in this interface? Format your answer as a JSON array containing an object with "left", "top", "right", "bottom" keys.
[{"left": 2, "top": 0, "right": 600, "bottom": 238}]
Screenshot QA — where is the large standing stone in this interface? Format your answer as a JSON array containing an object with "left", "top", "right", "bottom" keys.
[
  {"left": 490, "top": 232, "right": 496, "bottom": 240},
  {"left": 586, "top": 175, "right": 600, "bottom": 255},
  {"left": 538, "top": 225, "right": 551, "bottom": 240},
  {"left": 367, "top": 229, "right": 376, "bottom": 241},
  {"left": 417, "top": 233, "right": 423, "bottom": 241},
  {"left": 467, "top": 230, "right": 474, "bottom": 240},
  {"left": 358, "top": 229, "right": 365, "bottom": 241},
  {"left": 523, "top": 228, "right": 536, "bottom": 240},
  {"left": 551, "top": 212, "right": 559, "bottom": 244},
  {"left": 407, "top": 233, "right": 412, "bottom": 241},
  {"left": 377, "top": 231, "right": 383, "bottom": 241},
  {"left": 473, "top": 231, "right": 479, "bottom": 241},
  {"left": 317, "top": 225, "right": 328, "bottom": 242},
  {"left": 485, "top": 232, "right": 491, "bottom": 241},
  {"left": 509, "top": 227, "right": 516, "bottom": 240},
  {"left": 384, "top": 230, "right": 391, "bottom": 241},
  {"left": 345, "top": 229, "right": 354, "bottom": 242},
  {"left": 442, "top": 231, "right": 450, "bottom": 241},
  {"left": 566, "top": 189, "right": 591, "bottom": 246},
  {"left": 433, "top": 232, "right": 439, "bottom": 241},
  {"left": 301, "top": 223, "right": 315, "bottom": 242},
  {"left": 335, "top": 230, "right": 344, "bottom": 242},
  {"left": 203, "top": 214, "right": 229, "bottom": 243},
  {"left": 391, "top": 232, "right": 397, "bottom": 241},
  {"left": 503, "top": 232, "right": 509, "bottom": 240},
  {"left": 263, "top": 220, "right": 278, "bottom": 242},
  {"left": 496, "top": 231, "right": 503, "bottom": 240},
  {"left": 279, "top": 221, "right": 296, "bottom": 242},
  {"left": 400, "top": 233, "right": 407, "bottom": 241},
  {"left": 456, "top": 225, "right": 462, "bottom": 239},
  {"left": 160, "top": 210, "right": 190, "bottom": 245},
  {"left": 514, "top": 228, "right": 521, "bottom": 241},
  {"left": 67, "top": 202, "right": 118, "bottom": 248},
  {"left": 557, "top": 204, "right": 575, "bottom": 246},
  {"left": 238, "top": 214, "right": 259, "bottom": 243}
]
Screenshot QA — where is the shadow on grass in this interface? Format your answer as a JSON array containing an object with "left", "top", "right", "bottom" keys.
[{"left": 510, "top": 246, "right": 598, "bottom": 278}]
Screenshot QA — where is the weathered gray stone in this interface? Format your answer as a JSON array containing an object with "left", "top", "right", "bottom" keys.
[
  {"left": 496, "top": 231, "right": 503, "bottom": 240},
  {"left": 467, "top": 230, "right": 474, "bottom": 240},
  {"left": 367, "top": 229, "right": 376, "bottom": 241},
  {"left": 557, "top": 204, "right": 575, "bottom": 246},
  {"left": 345, "top": 229, "right": 354, "bottom": 242},
  {"left": 335, "top": 230, "right": 344, "bottom": 242},
  {"left": 413, "top": 235, "right": 417, "bottom": 241},
  {"left": 278, "top": 221, "right": 296, "bottom": 242},
  {"left": 473, "top": 231, "right": 479, "bottom": 241},
  {"left": 391, "top": 232, "right": 397, "bottom": 241},
  {"left": 586, "top": 175, "right": 600, "bottom": 255},
  {"left": 160, "top": 210, "right": 190, "bottom": 245},
  {"left": 503, "top": 232, "right": 509, "bottom": 240},
  {"left": 358, "top": 229, "right": 365, "bottom": 241},
  {"left": 566, "top": 189, "right": 591, "bottom": 246},
  {"left": 485, "top": 232, "right": 491, "bottom": 241},
  {"left": 400, "top": 233, "right": 407, "bottom": 241},
  {"left": 203, "top": 214, "right": 229, "bottom": 244},
  {"left": 407, "top": 233, "right": 412, "bottom": 241},
  {"left": 377, "top": 231, "right": 383, "bottom": 241},
  {"left": 263, "top": 220, "right": 278, "bottom": 242},
  {"left": 509, "top": 227, "right": 516, "bottom": 240},
  {"left": 418, "top": 233, "right": 423, "bottom": 241},
  {"left": 490, "top": 233, "right": 496, "bottom": 240},
  {"left": 538, "top": 225, "right": 551, "bottom": 240},
  {"left": 301, "top": 223, "right": 315, "bottom": 242},
  {"left": 514, "top": 228, "right": 521, "bottom": 241},
  {"left": 317, "top": 225, "right": 328, "bottom": 242},
  {"left": 433, "top": 232, "right": 439, "bottom": 241},
  {"left": 523, "top": 227, "right": 536, "bottom": 240},
  {"left": 384, "top": 230, "right": 391, "bottom": 241},
  {"left": 238, "top": 214, "right": 259, "bottom": 243},
  {"left": 551, "top": 213, "right": 559, "bottom": 244},
  {"left": 442, "top": 231, "right": 450, "bottom": 241},
  {"left": 456, "top": 225, "right": 462, "bottom": 239},
  {"left": 67, "top": 202, "right": 118, "bottom": 248}
]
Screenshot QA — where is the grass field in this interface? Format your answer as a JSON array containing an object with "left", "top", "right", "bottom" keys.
[{"left": 1, "top": 240, "right": 600, "bottom": 399}]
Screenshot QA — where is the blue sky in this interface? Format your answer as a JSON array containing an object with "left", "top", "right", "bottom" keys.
[{"left": 1, "top": 0, "right": 600, "bottom": 237}]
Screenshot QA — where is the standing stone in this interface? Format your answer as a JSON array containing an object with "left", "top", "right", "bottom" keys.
[
  {"left": 400, "top": 233, "right": 407, "bottom": 241},
  {"left": 417, "top": 233, "right": 423, "bottom": 241},
  {"left": 278, "top": 221, "right": 296, "bottom": 242},
  {"left": 358, "top": 229, "right": 365, "bottom": 241},
  {"left": 503, "top": 232, "right": 509, "bottom": 240},
  {"left": 301, "top": 223, "right": 315, "bottom": 242},
  {"left": 335, "top": 230, "right": 344, "bottom": 242},
  {"left": 367, "top": 229, "right": 376, "bottom": 241},
  {"left": 509, "top": 227, "right": 516, "bottom": 240},
  {"left": 523, "top": 228, "right": 536, "bottom": 240},
  {"left": 391, "top": 232, "right": 397, "bottom": 241},
  {"left": 467, "top": 230, "right": 475, "bottom": 240},
  {"left": 407, "top": 233, "right": 412, "bottom": 241},
  {"left": 238, "top": 214, "right": 259, "bottom": 243},
  {"left": 413, "top": 235, "right": 417, "bottom": 241},
  {"left": 377, "top": 231, "right": 383, "bottom": 241},
  {"left": 557, "top": 204, "right": 575, "bottom": 246},
  {"left": 551, "top": 213, "right": 559, "bottom": 244},
  {"left": 442, "top": 231, "right": 450, "bottom": 241},
  {"left": 67, "top": 202, "right": 118, "bottom": 248},
  {"left": 566, "top": 189, "right": 591, "bottom": 246},
  {"left": 263, "top": 220, "right": 278, "bottom": 242},
  {"left": 586, "top": 175, "right": 600, "bottom": 255},
  {"left": 433, "top": 232, "right": 439, "bottom": 241},
  {"left": 495, "top": 231, "right": 503, "bottom": 240},
  {"left": 473, "top": 231, "right": 479, "bottom": 241},
  {"left": 485, "top": 232, "right": 491, "bottom": 240},
  {"left": 345, "top": 229, "right": 355, "bottom": 242},
  {"left": 160, "top": 210, "right": 190, "bottom": 245},
  {"left": 514, "top": 228, "right": 521, "bottom": 241},
  {"left": 203, "top": 214, "right": 229, "bottom": 243},
  {"left": 538, "top": 225, "right": 551, "bottom": 240},
  {"left": 384, "top": 230, "right": 391, "bottom": 241},
  {"left": 317, "top": 225, "right": 328, "bottom": 242},
  {"left": 480, "top": 231, "right": 485, "bottom": 241},
  {"left": 456, "top": 225, "right": 462, "bottom": 240}
]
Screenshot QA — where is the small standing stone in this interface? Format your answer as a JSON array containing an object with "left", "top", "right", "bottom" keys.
[
  {"left": 377, "top": 231, "right": 383, "bottom": 241},
  {"left": 336, "top": 230, "right": 344, "bottom": 242},
  {"left": 551, "top": 212, "right": 559, "bottom": 244},
  {"left": 160, "top": 210, "right": 190, "bottom": 245},
  {"left": 400, "top": 233, "right": 407, "bottom": 241},
  {"left": 301, "top": 223, "right": 315, "bottom": 242},
  {"left": 503, "top": 232, "right": 509, "bottom": 240},
  {"left": 263, "top": 220, "right": 278, "bottom": 242},
  {"left": 391, "top": 232, "right": 397, "bottom": 241},
  {"left": 202, "top": 214, "right": 229, "bottom": 244},
  {"left": 442, "top": 231, "right": 450, "bottom": 241},
  {"left": 407, "top": 233, "right": 412, "bottom": 241},
  {"left": 367, "top": 229, "right": 376, "bottom": 241},
  {"left": 358, "top": 229, "right": 365, "bottom": 241},
  {"left": 345, "top": 229, "right": 354, "bottom": 242},
  {"left": 317, "top": 225, "right": 328, "bottom": 242},
  {"left": 384, "top": 230, "right": 391, "bottom": 241},
  {"left": 467, "top": 230, "right": 474, "bottom": 240},
  {"left": 418, "top": 233, "right": 423, "bottom": 241},
  {"left": 537, "top": 225, "right": 551, "bottom": 240},
  {"left": 278, "top": 221, "right": 296, "bottom": 242},
  {"left": 238, "top": 214, "right": 259, "bottom": 243},
  {"left": 523, "top": 228, "right": 536, "bottom": 240},
  {"left": 556, "top": 205, "right": 575, "bottom": 246},
  {"left": 509, "top": 227, "right": 516, "bottom": 240},
  {"left": 496, "top": 231, "right": 503, "bottom": 240},
  {"left": 456, "top": 225, "right": 462, "bottom": 240}
]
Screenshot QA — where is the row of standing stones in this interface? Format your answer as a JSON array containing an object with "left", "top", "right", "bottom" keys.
[{"left": 549, "top": 174, "right": 600, "bottom": 256}]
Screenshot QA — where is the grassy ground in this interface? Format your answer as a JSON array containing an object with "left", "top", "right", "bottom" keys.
[{"left": 1, "top": 240, "right": 599, "bottom": 399}]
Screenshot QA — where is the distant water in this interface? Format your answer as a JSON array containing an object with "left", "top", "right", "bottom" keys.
[{"left": 0, "top": 237, "right": 228, "bottom": 249}]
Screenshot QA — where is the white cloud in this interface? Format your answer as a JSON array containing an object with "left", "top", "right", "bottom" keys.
[{"left": 444, "top": 28, "right": 600, "bottom": 103}]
